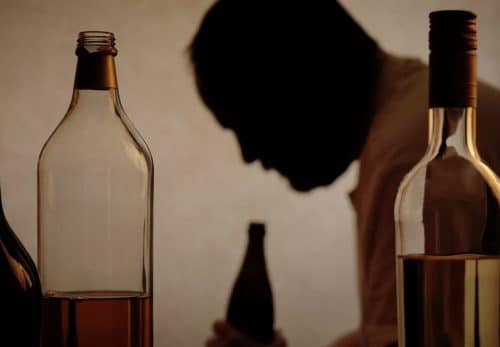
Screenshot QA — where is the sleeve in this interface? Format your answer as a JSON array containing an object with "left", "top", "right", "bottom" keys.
[
  {"left": 359, "top": 164, "right": 413, "bottom": 347},
  {"left": 328, "top": 330, "right": 361, "bottom": 347}
]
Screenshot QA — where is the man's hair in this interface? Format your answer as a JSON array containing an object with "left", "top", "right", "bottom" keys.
[
  {"left": 189, "top": 0, "right": 382, "bottom": 189},
  {"left": 190, "top": 0, "right": 380, "bottom": 129}
]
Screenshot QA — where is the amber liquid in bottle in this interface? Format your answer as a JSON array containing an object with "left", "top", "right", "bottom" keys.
[
  {"left": 398, "top": 254, "right": 500, "bottom": 347},
  {"left": 0, "top": 188, "right": 42, "bottom": 347},
  {"left": 41, "top": 291, "right": 151, "bottom": 347},
  {"left": 226, "top": 222, "right": 275, "bottom": 343}
]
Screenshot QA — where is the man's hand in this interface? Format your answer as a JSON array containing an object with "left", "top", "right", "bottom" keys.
[{"left": 205, "top": 320, "right": 287, "bottom": 347}]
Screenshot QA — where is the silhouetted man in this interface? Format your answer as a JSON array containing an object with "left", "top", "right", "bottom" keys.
[{"left": 189, "top": 1, "right": 500, "bottom": 346}]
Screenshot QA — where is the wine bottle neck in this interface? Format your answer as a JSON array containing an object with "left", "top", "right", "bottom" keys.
[
  {"left": 246, "top": 236, "right": 265, "bottom": 260},
  {"left": 427, "top": 107, "right": 479, "bottom": 159},
  {"left": 427, "top": 14, "right": 478, "bottom": 160},
  {"left": 429, "top": 53, "right": 476, "bottom": 108}
]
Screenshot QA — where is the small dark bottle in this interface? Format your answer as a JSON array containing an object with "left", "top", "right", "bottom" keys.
[
  {"left": 0, "top": 187, "right": 42, "bottom": 346},
  {"left": 226, "top": 222, "right": 275, "bottom": 344}
]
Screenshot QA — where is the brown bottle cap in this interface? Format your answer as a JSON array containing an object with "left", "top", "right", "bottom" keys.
[
  {"left": 429, "top": 11, "right": 477, "bottom": 52},
  {"left": 429, "top": 10, "right": 477, "bottom": 107}
]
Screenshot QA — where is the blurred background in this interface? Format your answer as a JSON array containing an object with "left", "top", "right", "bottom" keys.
[{"left": 0, "top": 1, "right": 499, "bottom": 346}]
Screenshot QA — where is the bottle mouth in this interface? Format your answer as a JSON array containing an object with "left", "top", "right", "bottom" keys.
[
  {"left": 249, "top": 222, "right": 266, "bottom": 237},
  {"left": 76, "top": 31, "right": 117, "bottom": 56}
]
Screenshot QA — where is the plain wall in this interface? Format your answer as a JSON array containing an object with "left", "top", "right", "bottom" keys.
[{"left": 0, "top": 1, "right": 499, "bottom": 346}]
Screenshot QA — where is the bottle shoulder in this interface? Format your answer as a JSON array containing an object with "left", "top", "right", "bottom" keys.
[
  {"left": 395, "top": 142, "right": 499, "bottom": 255},
  {"left": 38, "top": 106, "right": 152, "bottom": 170},
  {"left": 116, "top": 106, "right": 154, "bottom": 167},
  {"left": 398, "top": 145, "right": 499, "bottom": 202}
]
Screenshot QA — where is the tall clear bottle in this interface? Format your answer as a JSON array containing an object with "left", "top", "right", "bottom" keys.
[
  {"left": 395, "top": 11, "right": 499, "bottom": 347},
  {"left": 38, "top": 31, "right": 153, "bottom": 347}
]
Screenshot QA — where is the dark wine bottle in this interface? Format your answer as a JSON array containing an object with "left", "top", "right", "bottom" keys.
[
  {"left": 226, "top": 222, "right": 275, "bottom": 344},
  {"left": 0, "top": 187, "right": 42, "bottom": 346}
]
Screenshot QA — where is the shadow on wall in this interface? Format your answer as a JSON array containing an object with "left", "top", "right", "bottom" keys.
[{"left": 189, "top": 0, "right": 382, "bottom": 193}]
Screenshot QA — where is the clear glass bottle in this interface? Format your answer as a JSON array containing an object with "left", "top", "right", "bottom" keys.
[
  {"left": 0, "top": 186, "right": 42, "bottom": 347},
  {"left": 226, "top": 222, "right": 274, "bottom": 344},
  {"left": 395, "top": 11, "right": 499, "bottom": 347},
  {"left": 38, "top": 31, "right": 153, "bottom": 347}
]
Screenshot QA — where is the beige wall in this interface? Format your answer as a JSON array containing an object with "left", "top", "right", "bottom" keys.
[{"left": 0, "top": 1, "right": 498, "bottom": 346}]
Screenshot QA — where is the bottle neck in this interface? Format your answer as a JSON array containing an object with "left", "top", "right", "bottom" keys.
[
  {"left": 246, "top": 236, "right": 265, "bottom": 260},
  {"left": 74, "top": 53, "right": 117, "bottom": 90},
  {"left": 70, "top": 54, "right": 121, "bottom": 113},
  {"left": 428, "top": 11, "right": 477, "bottom": 156},
  {"left": 427, "top": 107, "right": 479, "bottom": 159},
  {"left": 427, "top": 28, "right": 478, "bottom": 160},
  {"left": 69, "top": 88, "right": 121, "bottom": 115}
]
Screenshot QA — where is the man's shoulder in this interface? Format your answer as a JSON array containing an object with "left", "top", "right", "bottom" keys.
[
  {"left": 478, "top": 80, "right": 500, "bottom": 118},
  {"left": 365, "top": 56, "right": 500, "bottom": 175},
  {"left": 361, "top": 54, "right": 428, "bottom": 170}
]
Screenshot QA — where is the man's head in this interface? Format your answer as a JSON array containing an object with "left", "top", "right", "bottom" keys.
[{"left": 190, "top": 0, "right": 381, "bottom": 191}]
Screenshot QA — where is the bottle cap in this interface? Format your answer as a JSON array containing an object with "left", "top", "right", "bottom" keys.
[
  {"left": 429, "top": 10, "right": 477, "bottom": 107},
  {"left": 249, "top": 222, "right": 266, "bottom": 237},
  {"left": 429, "top": 11, "right": 477, "bottom": 53}
]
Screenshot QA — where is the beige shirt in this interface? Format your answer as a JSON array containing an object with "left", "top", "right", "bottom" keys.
[{"left": 332, "top": 52, "right": 500, "bottom": 347}]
